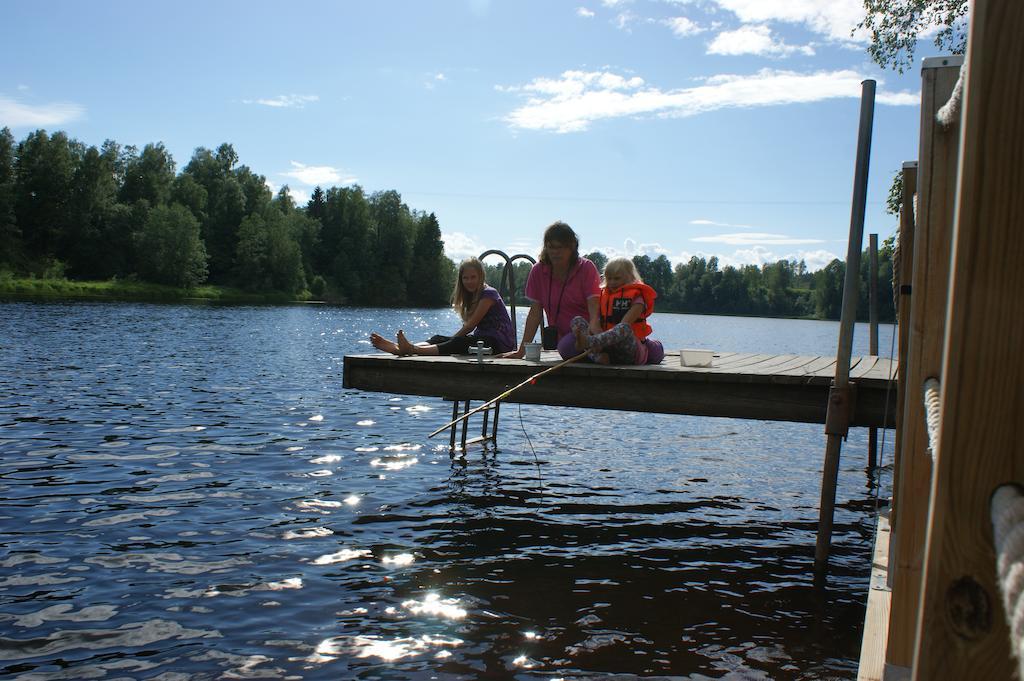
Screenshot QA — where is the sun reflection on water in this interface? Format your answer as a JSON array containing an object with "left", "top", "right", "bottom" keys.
[
  {"left": 402, "top": 592, "right": 467, "bottom": 620},
  {"left": 309, "top": 633, "right": 463, "bottom": 663}
]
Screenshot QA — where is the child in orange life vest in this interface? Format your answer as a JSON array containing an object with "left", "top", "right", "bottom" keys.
[{"left": 570, "top": 257, "right": 665, "bottom": 365}]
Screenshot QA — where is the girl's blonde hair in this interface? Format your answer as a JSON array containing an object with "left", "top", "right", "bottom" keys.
[
  {"left": 452, "top": 257, "right": 486, "bottom": 321},
  {"left": 603, "top": 257, "right": 642, "bottom": 287}
]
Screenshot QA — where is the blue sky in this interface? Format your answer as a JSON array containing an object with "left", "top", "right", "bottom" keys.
[{"left": 2, "top": 0, "right": 939, "bottom": 271}]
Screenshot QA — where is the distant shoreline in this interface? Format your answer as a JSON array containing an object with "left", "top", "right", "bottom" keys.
[
  {"left": 0, "top": 278, "right": 888, "bottom": 323},
  {"left": 0, "top": 277, "right": 316, "bottom": 305}
]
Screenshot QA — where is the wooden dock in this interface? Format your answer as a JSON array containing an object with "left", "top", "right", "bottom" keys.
[{"left": 343, "top": 350, "right": 896, "bottom": 428}]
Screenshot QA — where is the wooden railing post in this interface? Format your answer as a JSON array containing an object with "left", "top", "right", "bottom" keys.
[
  {"left": 868, "top": 232, "right": 879, "bottom": 469},
  {"left": 885, "top": 56, "right": 963, "bottom": 671},
  {"left": 913, "top": 0, "right": 1024, "bottom": 677},
  {"left": 890, "top": 161, "right": 917, "bottom": 507}
]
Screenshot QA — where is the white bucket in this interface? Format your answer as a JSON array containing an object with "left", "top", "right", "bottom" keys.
[{"left": 680, "top": 349, "right": 713, "bottom": 367}]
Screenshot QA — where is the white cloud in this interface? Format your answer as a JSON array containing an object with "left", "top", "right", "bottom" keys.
[
  {"left": 691, "top": 232, "right": 825, "bottom": 245},
  {"left": 501, "top": 68, "right": 916, "bottom": 133},
  {"left": 690, "top": 218, "right": 753, "bottom": 228},
  {"left": 876, "top": 90, "right": 920, "bottom": 106},
  {"left": 592, "top": 239, "right": 672, "bottom": 261},
  {"left": 577, "top": 7, "right": 595, "bottom": 18},
  {"left": 0, "top": 96, "right": 84, "bottom": 127},
  {"left": 613, "top": 11, "right": 638, "bottom": 30},
  {"left": 265, "top": 180, "right": 311, "bottom": 206},
  {"left": 792, "top": 248, "right": 840, "bottom": 271},
  {"left": 707, "top": 24, "right": 815, "bottom": 57},
  {"left": 243, "top": 94, "right": 319, "bottom": 108},
  {"left": 709, "top": 0, "right": 867, "bottom": 44},
  {"left": 280, "top": 161, "right": 356, "bottom": 187},
  {"left": 589, "top": 236, "right": 838, "bottom": 270},
  {"left": 696, "top": 246, "right": 838, "bottom": 270},
  {"left": 665, "top": 16, "right": 705, "bottom": 37},
  {"left": 425, "top": 72, "right": 447, "bottom": 89},
  {"left": 441, "top": 231, "right": 487, "bottom": 262}
]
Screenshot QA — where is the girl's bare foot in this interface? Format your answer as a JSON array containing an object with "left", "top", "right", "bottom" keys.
[
  {"left": 370, "top": 332, "right": 402, "bottom": 355},
  {"left": 396, "top": 330, "right": 418, "bottom": 355},
  {"left": 573, "top": 325, "right": 591, "bottom": 352}
]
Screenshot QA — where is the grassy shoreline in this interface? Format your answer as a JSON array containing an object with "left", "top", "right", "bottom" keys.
[{"left": 0, "top": 277, "right": 315, "bottom": 305}]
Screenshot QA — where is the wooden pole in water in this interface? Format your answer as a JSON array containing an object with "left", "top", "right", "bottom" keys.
[
  {"left": 868, "top": 233, "right": 879, "bottom": 469},
  {"left": 815, "top": 79, "right": 875, "bottom": 573}
]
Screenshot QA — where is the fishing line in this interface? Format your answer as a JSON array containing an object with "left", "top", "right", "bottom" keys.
[{"left": 518, "top": 402, "right": 544, "bottom": 491}]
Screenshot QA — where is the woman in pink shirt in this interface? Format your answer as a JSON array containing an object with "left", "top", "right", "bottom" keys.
[{"left": 502, "top": 221, "right": 602, "bottom": 360}]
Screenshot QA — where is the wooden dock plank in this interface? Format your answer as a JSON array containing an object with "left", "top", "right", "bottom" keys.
[
  {"left": 858, "top": 510, "right": 892, "bottom": 681},
  {"left": 342, "top": 352, "right": 897, "bottom": 427}
]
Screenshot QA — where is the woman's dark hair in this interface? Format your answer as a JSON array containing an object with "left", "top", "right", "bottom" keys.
[{"left": 539, "top": 221, "right": 580, "bottom": 265}]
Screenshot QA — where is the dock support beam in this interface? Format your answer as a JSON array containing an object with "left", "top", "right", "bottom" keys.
[
  {"left": 815, "top": 78, "right": 875, "bottom": 573},
  {"left": 868, "top": 233, "right": 879, "bottom": 469}
]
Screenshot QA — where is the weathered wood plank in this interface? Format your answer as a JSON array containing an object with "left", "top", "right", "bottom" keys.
[
  {"left": 851, "top": 355, "right": 881, "bottom": 379},
  {"left": 858, "top": 510, "right": 892, "bottom": 681},
  {"left": 343, "top": 352, "right": 896, "bottom": 427}
]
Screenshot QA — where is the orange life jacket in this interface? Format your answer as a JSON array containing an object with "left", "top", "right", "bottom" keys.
[{"left": 599, "top": 282, "right": 656, "bottom": 339}]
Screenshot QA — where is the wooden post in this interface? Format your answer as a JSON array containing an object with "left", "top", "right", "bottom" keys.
[
  {"left": 890, "top": 161, "right": 917, "bottom": 511},
  {"left": 897, "top": 160, "right": 921, "bottom": 489},
  {"left": 913, "top": 1, "right": 1024, "bottom": 677},
  {"left": 814, "top": 79, "right": 875, "bottom": 572},
  {"left": 868, "top": 233, "right": 879, "bottom": 469},
  {"left": 885, "top": 56, "right": 963, "bottom": 671}
]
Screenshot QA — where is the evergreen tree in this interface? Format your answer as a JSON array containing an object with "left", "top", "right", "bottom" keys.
[
  {"left": 407, "top": 212, "right": 449, "bottom": 306},
  {"left": 181, "top": 145, "right": 245, "bottom": 282},
  {"left": 14, "top": 130, "right": 79, "bottom": 265},
  {"left": 0, "top": 127, "right": 19, "bottom": 268},
  {"left": 814, "top": 259, "right": 846, "bottom": 320},
  {"left": 65, "top": 145, "right": 120, "bottom": 278}
]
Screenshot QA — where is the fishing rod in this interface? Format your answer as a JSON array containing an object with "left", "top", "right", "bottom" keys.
[{"left": 428, "top": 350, "right": 589, "bottom": 438}]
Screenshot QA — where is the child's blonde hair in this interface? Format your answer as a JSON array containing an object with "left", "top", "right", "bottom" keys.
[
  {"left": 452, "top": 257, "right": 486, "bottom": 321},
  {"left": 603, "top": 257, "right": 643, "bottom": 287}
]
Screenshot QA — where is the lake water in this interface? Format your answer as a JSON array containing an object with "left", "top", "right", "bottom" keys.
[{"left": 0, "top": 301, "right": 895, "bottom": 680}]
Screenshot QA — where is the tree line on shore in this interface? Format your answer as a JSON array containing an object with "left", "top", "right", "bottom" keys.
[
  {"left": 0, "top": 126, "right": 893, "bottom": 320},
  {"left": 482, "top": 242, "right": 894, "bottom": 322},
  {"left": 0, "top": 127, "right": 452, "bottom": 305}
]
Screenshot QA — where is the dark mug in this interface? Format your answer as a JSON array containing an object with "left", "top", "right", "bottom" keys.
[{"left": 541, "top": 325, "right": 558, "bottom": 350}]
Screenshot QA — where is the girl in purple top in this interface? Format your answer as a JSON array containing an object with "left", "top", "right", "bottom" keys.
[
  {"left": 370, "top": 257, "right": 515, "bottom": 356},
  {"left": 501, "top": 221, "right": 602, "bottom": 360}
]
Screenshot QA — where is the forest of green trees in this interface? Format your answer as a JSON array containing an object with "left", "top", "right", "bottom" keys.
[
  {"left": 482, "top": 242, "right": 894, "bottom": 323},
  {"left": 0, "top": 127, "right": 453, "bottom": 305},
  {"left": 0, "top": 126, "right": 894, "bottom": 321}
]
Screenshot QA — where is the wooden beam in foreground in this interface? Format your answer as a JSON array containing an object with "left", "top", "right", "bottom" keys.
[
  {"left": 886, "top": 55, "right": 963, "bottom": 670},
  {"left": 913, "top": 1, "right": 1024, "bottom": 678}
]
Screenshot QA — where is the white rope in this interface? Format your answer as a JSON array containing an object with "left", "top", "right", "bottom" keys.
[
  {"left": 936, "top": 61, "right": 966, "bottom": 129},
  {"left": 922, "top": 377, "right": 942, "bottom": 462},
  {"left": 991, "top": 484, "right": 1024, "bottom": 679}
]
